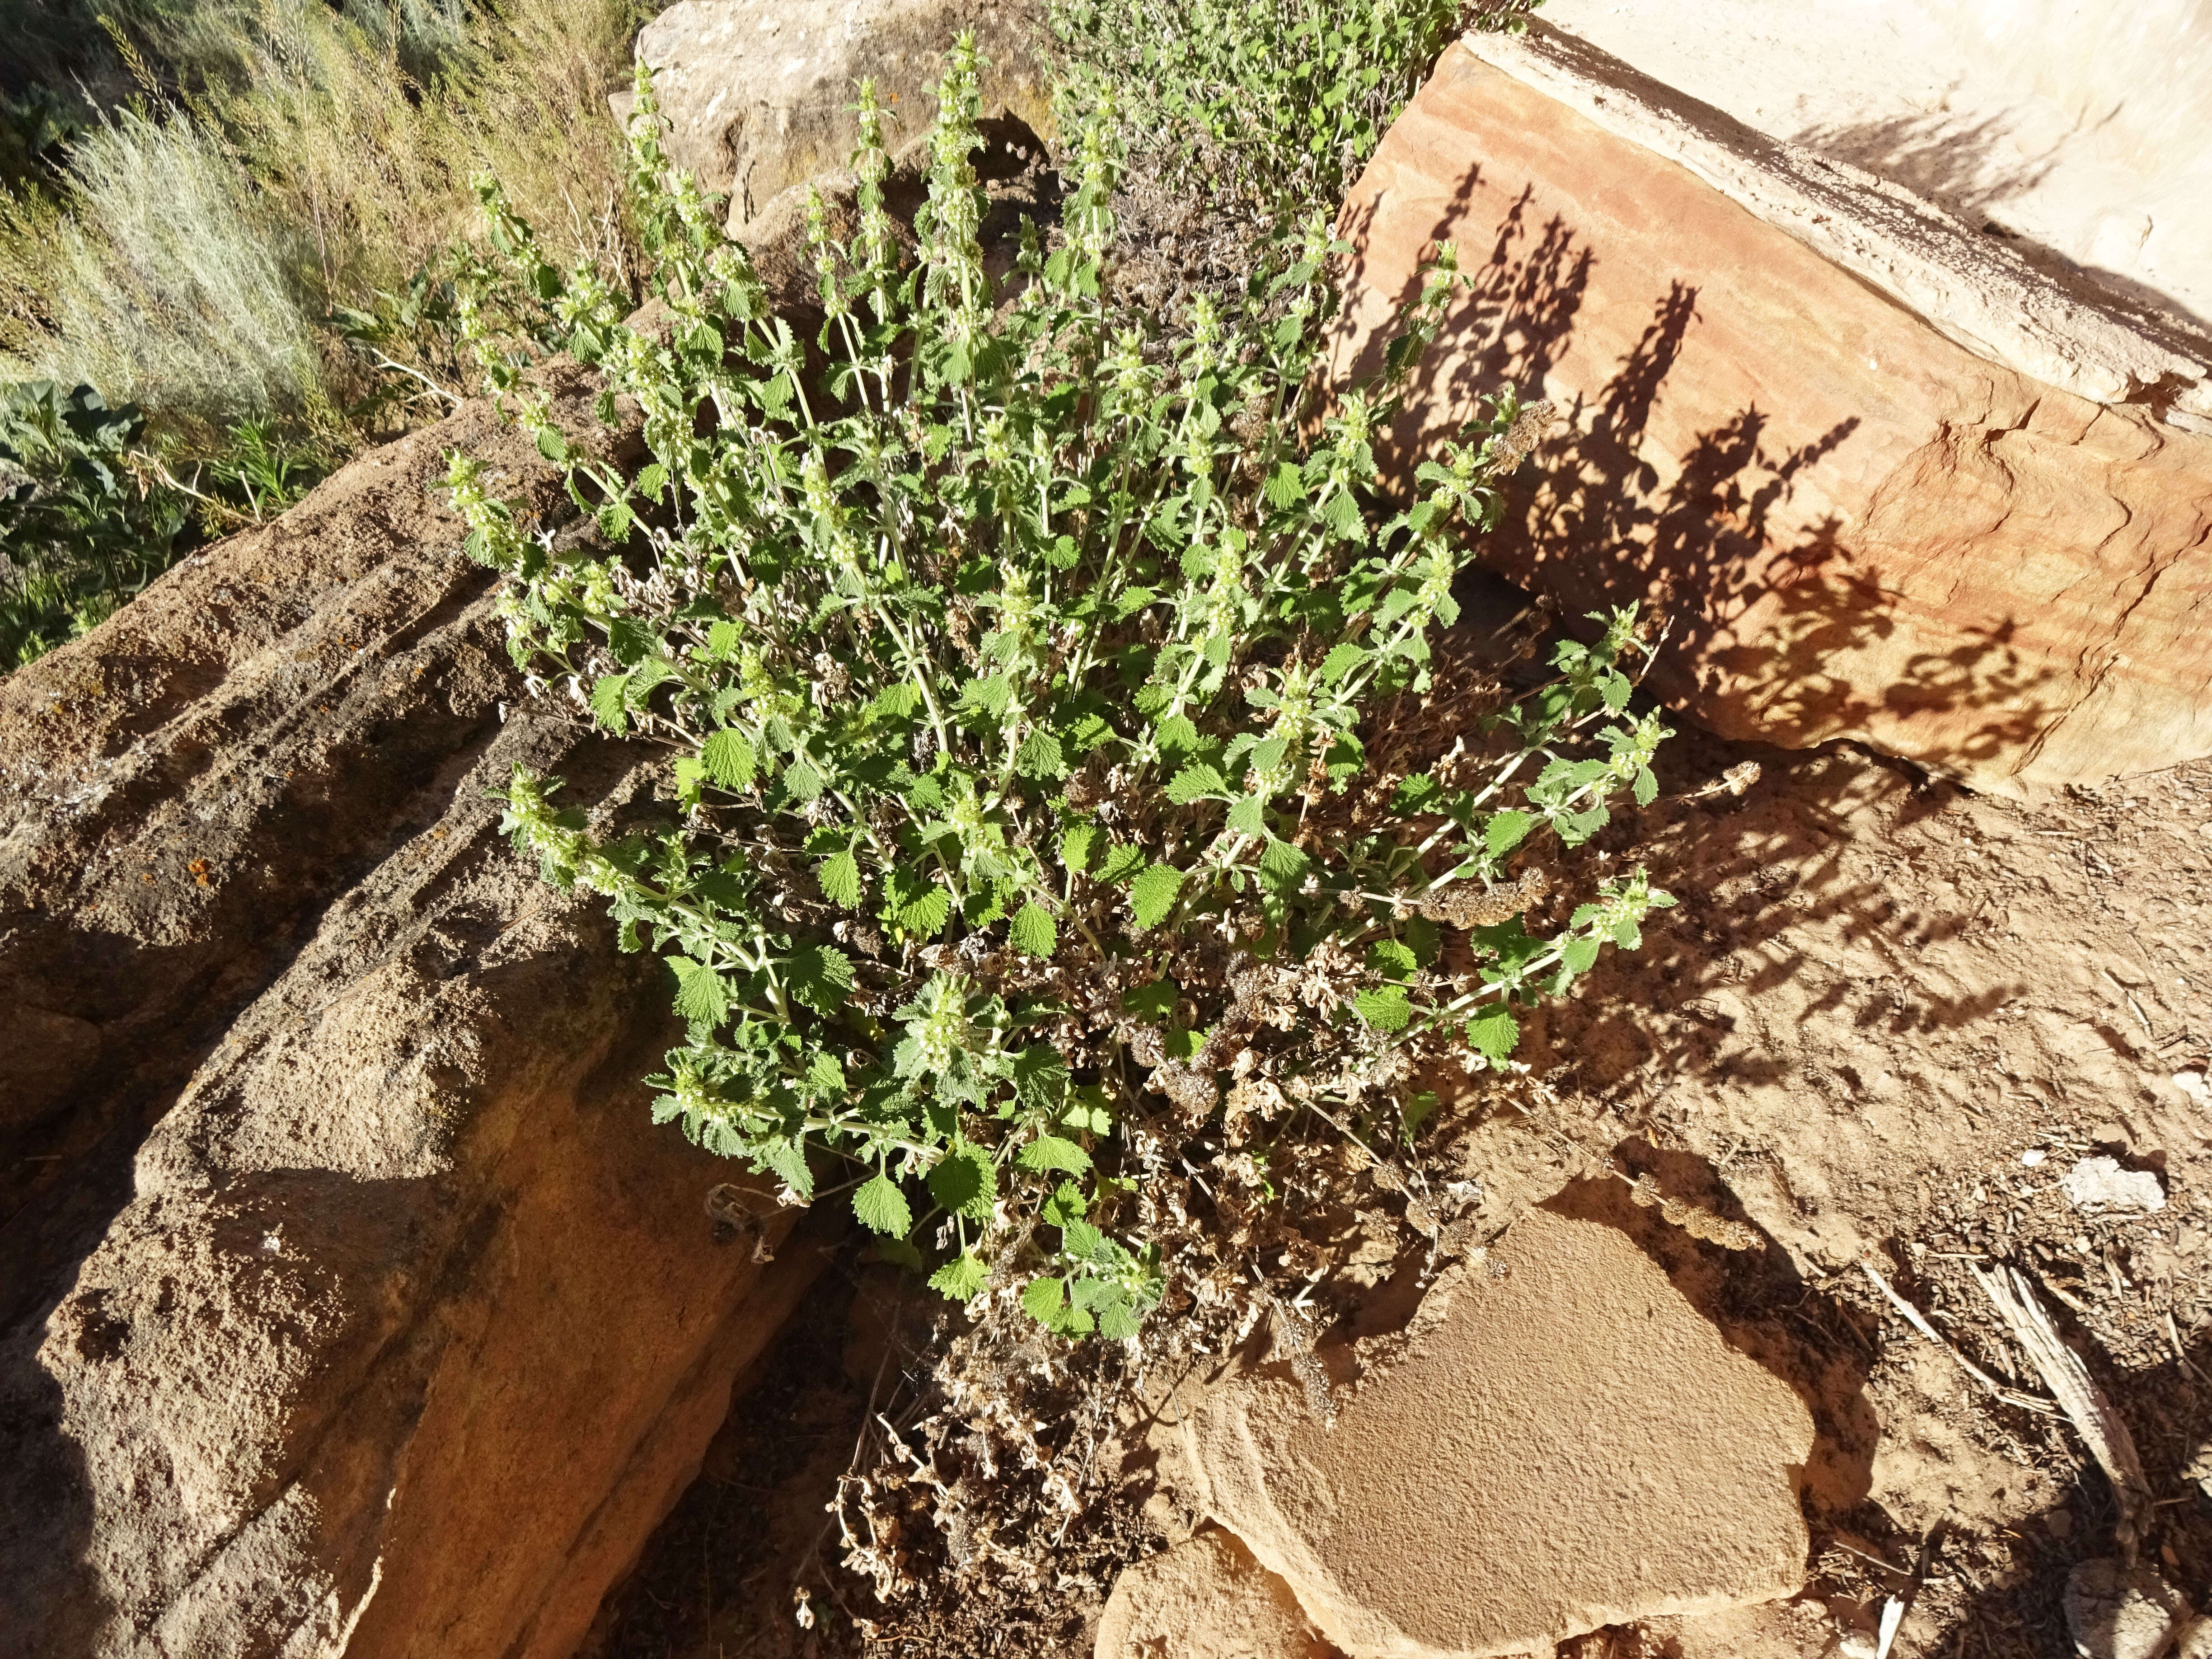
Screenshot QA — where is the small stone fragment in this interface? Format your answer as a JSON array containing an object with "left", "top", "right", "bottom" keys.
[
  {"left": 2063, "top": 1559, "right": 2192, "bottom": 1659},
  {"left": 1096, "top": 1528, "right": 1342, "bottom": 1659},
  {"left": 2062, "top": 1157, "right": 2167, "bottom": 1214},
  {"left": 2172, "top": 1615, "right": 2212, "bottom": 1659}
]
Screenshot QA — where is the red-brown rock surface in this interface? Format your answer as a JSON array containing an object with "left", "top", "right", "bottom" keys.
[
  {"left": 1328, "top": 40, "right": 2212, "bottom": 797},
  {"left": 0, "top": 363, "right": 825, "bottom": 1659}
]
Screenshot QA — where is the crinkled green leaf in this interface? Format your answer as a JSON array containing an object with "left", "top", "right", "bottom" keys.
[
  {"left": 755, "top": 1138, "right": 813, "bottom": 1197},
  {"left": 1353, "top": 984, "right": 1411, "bottom": 1032},
  {"left": 1018, "top": 1133, "right": 1092, "bottom": 1175},
  {"left": 929, "top": 1251, "right": 990, "bottom": 1301},
  {"left": 669, "top": 956, "right": 729, "bottom": 1026},
  {"left": 589, "top": 674, "right": 631, "bottom": 733},
  {"left": 1166, "top": 761, "right": 1228, "bottom": 803},
  {"left": 1097, "top": 841, "right": 1148, "bottom": 885},
  {"left": 853, "top": 1173, "right": 912, "bottom": 1237},
  {"left": 1061, "top": 821, "right": 1100, "bottom": 875},
  {"left": 1467, "top": 1003, "right": 1520, "bottom": 1062},
  {"left": 700, "top": 728, "right": 756, "bottom": 791},
  {"left": 1257, "top": 838, "right": 1308, "bottom": 894},
  {"left": 1485, "top": 809, "right": 1533, "bottom": 856},
  {"left": 1009, "top": 901, "right": 1057, "bottom": 957},
  {"left": 928, "top": 1143, "right": 998, "bottom": 1221},
  {"left": 1015, "top": 726, "right": 1067, "bottom": 779},
  {"left": 1368, "top": 939, "right": 1418, "bottom": 979},
  {"left": 1012, "top": 1043, "right": 1070, "bottom": 1115},
  {"left": 1129, "top": 862, "right": 1185, "bottom": 929},
  {"left": 818, "top": 848, "right": 862, "bottom": 909}
]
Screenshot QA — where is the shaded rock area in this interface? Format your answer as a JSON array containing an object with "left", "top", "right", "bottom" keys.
[
  {"left": 1178, "top": 1201, "right": 1816, "bottom": 1659},
  {"left": 1328, "top": 39, "right": 2212, "bottom": 799},
  {"left": 0, "top": 362, "right": 828, "bottom": 1658},
  {"left": 634, "top": 0, "right": 1052, "bottom": 239}
]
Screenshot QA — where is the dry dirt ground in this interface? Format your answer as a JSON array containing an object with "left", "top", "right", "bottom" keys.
[{"left": 580, "top": 590, "right": 2211, "bottom": 1658}]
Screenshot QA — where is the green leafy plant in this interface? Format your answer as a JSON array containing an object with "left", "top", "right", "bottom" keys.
[
  {"left": 1049, "top": 0, "right": 1547, "bottom": 219},
  {"left": 450, "top": 42, "right": 1669, "bottom": 1339},
  {"left": 0, "top": 378, "right": 187, "bottom": 667}
]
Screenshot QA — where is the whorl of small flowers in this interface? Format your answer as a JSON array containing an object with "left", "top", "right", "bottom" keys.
[
  {"left": 445, "top": 454, "right": 525, "bottom": 570},
  {"left": 918, "top": 35, "right": 990, "bottom": 338},
  {"left": 1104, "top": 328, "right": 1153, "bottom": 405},
  {"left": 803, "top": 186, "right": 848, "bottom": 321},
  {"left": 1066, "top": 102, "right": 1120, "bottom": 267},
  {"left": 453, "top": 284, "right": 514, "bottom": 397},
  {"left": 905, "top": 973, "right": 979, "bottom": 1077},
  {"left": 503, "top": 767, "right": 625, "bottom": 896}
]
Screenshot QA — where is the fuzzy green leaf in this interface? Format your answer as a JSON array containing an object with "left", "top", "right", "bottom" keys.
[
  {"left": 1012, "top": 1043, "right": 1070, "bottom": 1115},
  {"left": 1353, "top": 984, "right": 1411, "bottom": 1032},
  {"left": 1166, "top": 762, "right": 1228, "bottom": 804},
  {"left": 1155, "top": 714, "right": 1201, "bottom": 761},
  {"left": 928, "top": 1144, "right": 998, "bottom": 1221},
  {"left": 700, "top": 728, "right": 756, "bottom": 791},
  {"left": 1257, "top": 838, "right": 1309, "bottom": 894},
  {"left": 929, "top": 1251, "right": 990, "bottom": 1301},
  {"left": 1368, "top": 939, "right": 1418, "bottom": 979},
  {"left": 818, "top": 848, "right": 863, "bottom": 909},
  {"left": 1467, "top": 1003, "right": 1520, "bottom": 1062},
  {"left": 669, "top": 956, "right": 729, "bottom": 1026},
  {"left": 1060, "top": 821, "right": 1100, "bottom": 875},
  {"left": 1009, "top": 901, "right": 1057, "bottom": 957},
  {"left": 1485, "top": 809, "right": 1533, "bottom": 856},
  {"left": 1227, "top": 794, "right": 1267, "bottom": 837},
  {"left": 1128, "top": 862, "right": 1186, "bottom": 929},
  {"left": 589, "top": 674, "right": 631, "bottom": 733},
  {"left": 1022, "top": 1274, "right": 1069, "bottom": 1325},
  {"left": 1015, "top": 726, "right": 1068, "bottom": 779},
  {"left": 853, "top": 1173, "right": 913, "bottom": 1237},
  {"left": 756, "top": 1137, "right": 813, "bottom": 1198},
  {"left": 1018, "top": 1133, "right": 1092, "bottom": 1175},
  {"left": 1097, "top": 841, "right": 1148, "bottom": 885},
  {"left": 1319, "top": 641, "right": 1368, "bottom": 685}
]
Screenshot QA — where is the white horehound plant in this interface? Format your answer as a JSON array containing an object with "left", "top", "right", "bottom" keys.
[{"left": 445, "top": 40, "right": 1673, "bottom": 1340}]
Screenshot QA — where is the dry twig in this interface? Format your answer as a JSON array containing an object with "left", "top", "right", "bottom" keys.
[{"left": 1969, "top": 1262, "right": 2152, "bottom": 1561}]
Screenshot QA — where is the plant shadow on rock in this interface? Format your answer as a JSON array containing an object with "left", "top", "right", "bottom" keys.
[{"left": 1331, "top": 157, "right": 2084, "bottom": 789}]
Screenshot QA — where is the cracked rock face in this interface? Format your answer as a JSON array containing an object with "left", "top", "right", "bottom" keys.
[
  {"left": 1329, "top": 42, "right": 2212, "bottom": 799},
  {"left": 0, "top": 364, "right": 822, "bottom": 1659},
  {"left": 1180, "top": 1206, "right": 1815, "bottom": 1659}
]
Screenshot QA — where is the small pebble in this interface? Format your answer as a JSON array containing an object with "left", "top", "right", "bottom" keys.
[
  {"left": 2022, "top": 1148, "right": 2048, "bottom": 1166},
  {"left": 2062, "top": 1157, "right": 2166, "bottom": 1214}
]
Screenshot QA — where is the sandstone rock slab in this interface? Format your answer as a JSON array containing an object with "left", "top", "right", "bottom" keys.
[
  {"left": 1096, "top": 1528, "right": 1344, "bottom": 1659},
  {"left": 1183, "top": 1206, "right": 1815, "bottom": 1659},
  {"left": 0, "top": 363, "right": 825, "bottom": 1659},
  {"left": 1536, "top": 0, "right": 2212, "bottom": 335},
  {"left": 1328, "top": 41, "right": 2212, "bottom": 797},
  {"left": 635, "top": 0, "right": 1051, "bottom": 237}
]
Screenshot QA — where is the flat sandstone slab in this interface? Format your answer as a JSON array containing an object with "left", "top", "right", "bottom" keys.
[{"left": 1184, "top": 1208, "right": 1814, "bottom": 1659}]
